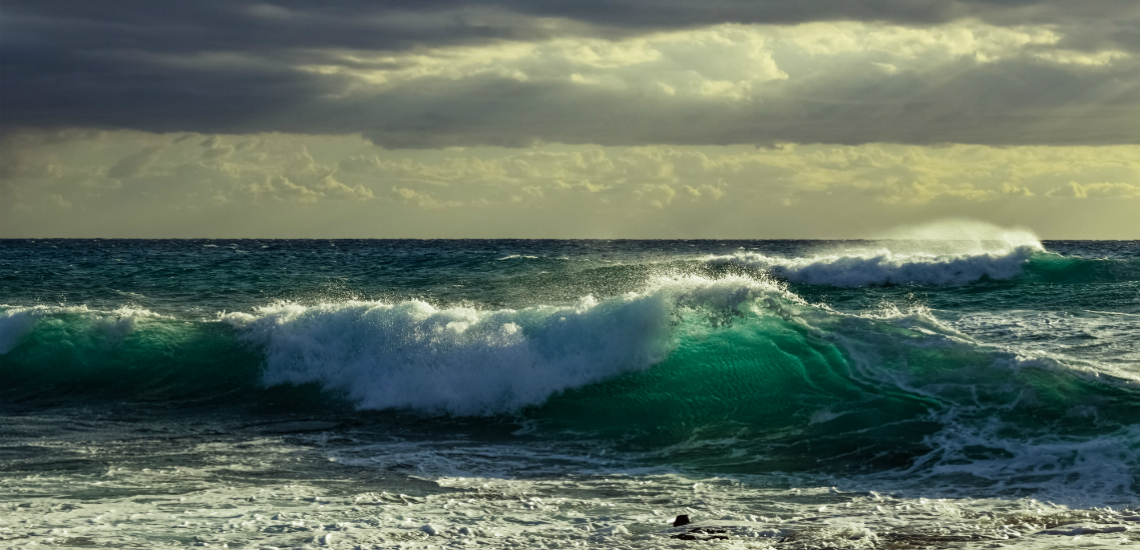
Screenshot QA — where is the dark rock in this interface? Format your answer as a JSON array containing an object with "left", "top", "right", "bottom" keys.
[
  {"left": 673, "top": 514, "right": 690, "bottom": 527},
  {"left": 671, "top": 527, "right": 729, "bottom": 541}
]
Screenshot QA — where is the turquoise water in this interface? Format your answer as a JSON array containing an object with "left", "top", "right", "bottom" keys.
[{"left": 2, "top": 237, "right": 1140, "bottom": 508}]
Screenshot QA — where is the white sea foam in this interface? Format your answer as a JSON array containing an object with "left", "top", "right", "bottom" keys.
[
  {"left": 950, "top": 310, "right": 1140, "bottom": 378},
  {"left": 710, "top": 245, "right": 1041, "bottom": 286},
  {"left": 810, "top": 311, "right": 1140, "bottom": 504},
  {"left": 223, "top": 275, "right": 792, "bottom": 416},
  {"left": 709, "top": 220, "right": 1045, "bottom": 286},
  {"left": 908, "top": 421, "right": 1140, "bottom": 504},
  {"left": 10, "top": 420, "right": 1133, "bottom": 550}
]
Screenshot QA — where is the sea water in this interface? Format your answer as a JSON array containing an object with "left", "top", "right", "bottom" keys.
[{"left": 2, "top": 227, "right": 1139, "bottom": 548}]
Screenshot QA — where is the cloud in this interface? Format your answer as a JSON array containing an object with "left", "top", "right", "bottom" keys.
[
  {"left": 3, "top": 2, "right": 1139, "bottom": 147},
  {"left": 0, "top": 130, "right": 378, "bottom": 208},
  {"left": 637, "top": 183, "right": 677, "bottom": 208},
  {"left": 107, "top": 147, "right": 163, "bottom": 179},
  {"left": 684, "top": 184, "right": 726, "bottom": 200},
  {"left": 391, "top": 186, "right": 463, "bottom": 209},
  {"left": 297, "top": 25, "right": 787, "bottom": 103},
  {"left": 248, "top": 174, "right": 320, "bottom": 203},
  {"left": 4, "top": 129, "right": 1140, "bottom": 237},
  {"left": 7, "top": 129, "right": 1140, "bottom": 213},
  {"left": 317, "top": 175, "right": 375, "bottom": 200},
  {"left": 242, "top": 173, "right": 372, "bottom": 203},
  {"left": 48, "top": 193, "right": 72, "bottom": 209},
  {"left": 1001, "top": 182, "right": 1035, "bottom": 196},
  {"left": 1047, "top": 181, "right": 1140, "bottom": 199}
]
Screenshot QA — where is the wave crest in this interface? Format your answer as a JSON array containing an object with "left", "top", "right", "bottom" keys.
[
  {"left": 708, "top": 245, "right": 1042, "bottom": 286},
  {"left": 225, "top": 276, "right": 793, "bottom": 416}
]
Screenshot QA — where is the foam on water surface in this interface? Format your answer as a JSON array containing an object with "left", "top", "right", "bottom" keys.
[
  {"left": 1, "top": 415, "right": 1138, "bottom": 550},
  {"left": 705, "top": 221, "right": 1046, "bottom": 287},
  {"left": 950, "top": 309, "right": 1140, "bottom": 372},
  {"left": 709, "top": 245, "right": 1041, "bottom": 286}
]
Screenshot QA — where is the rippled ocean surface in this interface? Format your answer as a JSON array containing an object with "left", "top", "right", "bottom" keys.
[{"left": 2, "top": 235, "right": 1139, "bottom": 548}]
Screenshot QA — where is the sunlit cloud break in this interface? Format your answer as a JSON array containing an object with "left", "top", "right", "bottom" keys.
[{"left": 2, "top": 1, "right": 1139, "bottom": 237}]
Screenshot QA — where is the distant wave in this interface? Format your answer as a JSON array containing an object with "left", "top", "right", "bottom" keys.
[{"left": 706, "top": 244, "right": 1043, "bottom": 286}]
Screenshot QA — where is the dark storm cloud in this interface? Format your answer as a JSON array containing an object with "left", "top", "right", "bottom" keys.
[
  {"left": 314, "top": 61, "right": 1140, "bottom": 149},
  {"left": 2, "top": 0, "right": 1140, "bottom": 146},
  {"left": 6, "top": 1, "right": 1139, "bottom": 49}
]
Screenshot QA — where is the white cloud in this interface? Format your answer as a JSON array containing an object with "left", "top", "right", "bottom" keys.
[
  {"left": 1048, "top": 181, "right": 1140, "bottom": 199},
  {"left": 248, "top": 175, "right": 321, "bottom": 203},
  {"left": 298, "top": 24, "right": 789, "bottom": 102},
  {"left": 294, "top": 20, "right": 1129, "bottom": 107},
  {"left": 4, "top": 129, "right": 1140, "bottom": 237},
  {"left": 780, "top": 21, "right": 1061, "bottom": 61},
  {"left": 391, "top": 186, "right": 458, "bottom": 209}
]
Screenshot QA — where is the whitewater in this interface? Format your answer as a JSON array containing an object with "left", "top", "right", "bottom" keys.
[{"left": 2, "top": 226, "right": 1139, "bottom": 548}]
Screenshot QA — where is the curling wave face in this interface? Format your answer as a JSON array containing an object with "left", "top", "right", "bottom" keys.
[{"left": 221, "top": 276, "right": 785, "bottom": 416}]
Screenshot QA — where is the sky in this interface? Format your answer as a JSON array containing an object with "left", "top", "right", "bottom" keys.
[{"left": 3, "top": 1, "right": 1140, "bottom": 238}]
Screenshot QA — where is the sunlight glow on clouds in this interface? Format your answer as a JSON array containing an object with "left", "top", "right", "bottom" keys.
[
  {"left": 3, "top": 1, "right": 1140, "bottom": 237},
  {"left": 299, "top": 24, "right": 788, "bottom": 102},
  {"left": 3, "top": 130, "right": 1140, "bottom": 238},
  {"left": 295, "top": 20, "right": 1129, "bottom": 106}
]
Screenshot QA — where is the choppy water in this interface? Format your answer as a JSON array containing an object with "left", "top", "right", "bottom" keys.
[{"left": 2, "top": 231, "right": 1139, "bottom": 548}]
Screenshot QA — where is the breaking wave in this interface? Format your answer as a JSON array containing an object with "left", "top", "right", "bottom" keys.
[
  {"left": 707, "top": 245, "right": 1042, "bottom": 286},
  {"left": 221, "top": 276, "right": 790, "bottom": 415},
  {"left": 704, "top": 220, "right": 1051, "bottom": 286}
]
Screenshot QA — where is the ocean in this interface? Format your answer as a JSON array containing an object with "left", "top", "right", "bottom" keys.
[{"left": 2, "top": 229, "right": 1139, "bottom": 548}]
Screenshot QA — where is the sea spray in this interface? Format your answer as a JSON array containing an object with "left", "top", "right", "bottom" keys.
[
  {"left": 707, "top": 245, "right": 1040, "bottom": 286},
  {"left": 224, "top": 275, "right": 793, "bottom": 415},
  {"left": 706, "top": 221, "right": 1046, "bottom": 286},
  {"left": 879, "top": 219, "right": 1041, "bottom": 248}
]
